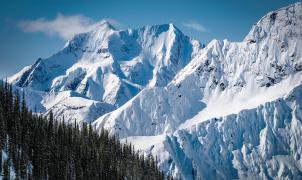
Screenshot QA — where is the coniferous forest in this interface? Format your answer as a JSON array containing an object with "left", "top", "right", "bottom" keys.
[{"left": 0, "top": 81, "right": 165, "bottom": 180}]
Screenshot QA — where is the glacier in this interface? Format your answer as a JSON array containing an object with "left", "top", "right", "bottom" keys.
[{"left": 9, "top": 2, "right": 302, "bottom": 179}]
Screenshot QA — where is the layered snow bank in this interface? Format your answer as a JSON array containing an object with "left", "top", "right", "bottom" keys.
[
  {"left": 128, "top": 82, "right": 302, "bottom": 179},
  {"left": 179, "top": 73, "right": 302, "bottom": 129}
]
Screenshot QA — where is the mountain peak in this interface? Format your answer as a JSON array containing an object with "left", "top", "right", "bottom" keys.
[
  {"left": 168, "top": 23, "right": 177, "bottom": 29},
  {"left": 168, "top": 23, "right": 183, "bottom": 34},
  {"left": 92, "top": 19, "right": 116, "bottom": 32},
  {"left": 244, "top": 1, "right": 302, "bottom": 42},
  {"left": 140, "top": 23, "right": 180, "bottom": 33},
  {"left": 98, "top": 20, "right": 116, "bottom": 30}
]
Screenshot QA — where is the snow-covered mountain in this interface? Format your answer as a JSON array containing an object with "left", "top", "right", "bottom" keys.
[
  {"left": 94, "top": 2, "right": 302, "bottom": 136},
  {"left": 9, "top": 2, "right": 302, "bottom": 179},
  {"left": 9, "top": 21, "right": 201, "bottom": 122},
  {"left": 96, "top": 2, "right": 302, "bottom": 179}
]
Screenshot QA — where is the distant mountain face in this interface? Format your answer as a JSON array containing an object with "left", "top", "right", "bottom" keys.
[
  {"left": 9, "top": 21, "right": 201, "bottom": 123},
  {"left": 10, "top": 22, "right": 201, "bottom": 105},
  {"left": 9, "top": 2, "right": 302, "bottom": 179}
]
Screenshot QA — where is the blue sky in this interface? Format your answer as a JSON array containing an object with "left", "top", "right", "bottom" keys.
[{"left": 0, "top": 0, "right": 300, "bottom": 78}]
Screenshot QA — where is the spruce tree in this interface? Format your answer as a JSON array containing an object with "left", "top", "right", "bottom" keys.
[
  {"left": 3, "top": 159, "right": 10, "bottom": 180},
  {"left": 0, "top": 82, "right": 164, "bottom": 180}
]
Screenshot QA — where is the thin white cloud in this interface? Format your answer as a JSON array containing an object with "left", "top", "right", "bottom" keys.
[
  {"left": 182, "top": 20, "right": 208, "bottom": 33},
  {"left": 18, "top": 14, "right": 122, "bottom": 40}
]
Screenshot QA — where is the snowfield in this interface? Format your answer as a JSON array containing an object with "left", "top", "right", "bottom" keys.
[{"left": 9, "top": 2, "right": 302, "bottom": 179}]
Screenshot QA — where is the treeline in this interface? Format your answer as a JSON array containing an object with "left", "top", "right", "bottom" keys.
[{"left": 0, "top": 81, "right": 165, "bottom": 179}]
